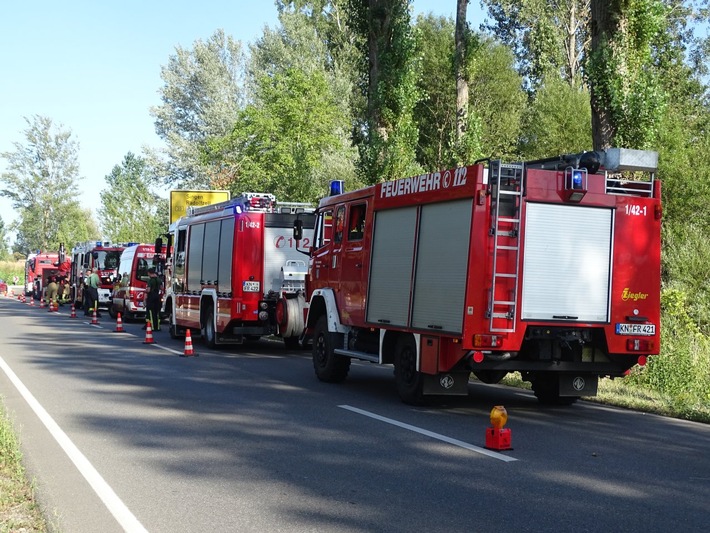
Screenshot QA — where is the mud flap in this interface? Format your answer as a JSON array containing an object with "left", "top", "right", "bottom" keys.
[
  {"left": 559, "top": 374, "right": 598, "bottom": 396},
  {"left": 422, "top": 372, "right": 470, "bottom": 396}
]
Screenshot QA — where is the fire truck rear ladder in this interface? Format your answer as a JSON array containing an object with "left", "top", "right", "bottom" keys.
[{"left": 488, "top": 161, "right": 524, "bottom": 333}]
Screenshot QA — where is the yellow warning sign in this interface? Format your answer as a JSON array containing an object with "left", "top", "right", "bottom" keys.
[{"left": 169, "top": 190, "right": 231, "bottom": 223}]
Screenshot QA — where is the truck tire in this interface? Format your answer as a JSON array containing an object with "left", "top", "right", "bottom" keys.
[
  {"left": 394, "top": 334, "right": 425, "bottom": 405},
  {"left": 202, "top": 306, "right": 217, "bottom": 348},
  {"left": 312, "top": 316, "right": 350, "bottom": 382},
  {"left": 532, "top": 375, "right": 578, "bottom": 406},
  {"left": 108, "top": 304, "right": 118, "bottom": 320}
]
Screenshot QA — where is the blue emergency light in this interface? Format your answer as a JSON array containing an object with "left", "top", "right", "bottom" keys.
[
  {"left": 330, "top": 180, "right": 344, "bottom": 196},
  {"left": 572, "top": 170, "right": 584, "bottom": 189}
]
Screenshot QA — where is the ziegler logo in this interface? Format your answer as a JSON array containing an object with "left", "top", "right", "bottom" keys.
[{"left": 621, "top": 288, "right": 648, "bottom": 301}]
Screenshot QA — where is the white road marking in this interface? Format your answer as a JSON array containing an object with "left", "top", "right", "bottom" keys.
[
  {"left": 339, "top": 404, "right": 518, "bottom": 462},
  {"left": 0, "top": 356, "right": 149, "bottom": 532}
]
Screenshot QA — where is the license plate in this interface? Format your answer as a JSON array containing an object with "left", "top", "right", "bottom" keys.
[
  {"left": 615, "top": 323, "right": 656, "bottom": 336},
  {"left": 243, "top": 281, "right": 260, "bottom": 292}
]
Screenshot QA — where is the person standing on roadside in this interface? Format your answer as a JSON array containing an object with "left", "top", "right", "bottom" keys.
[
  {"left": 46, "top": 276, "right": 59, "bottom": 306},
  {"left": 85, "top": 268, "right": 101, "bottom": 316},
  {"left": 145, "top": 267, "right": 162, "bottom": 331}
]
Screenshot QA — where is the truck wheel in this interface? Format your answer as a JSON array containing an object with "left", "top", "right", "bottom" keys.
[
  {"left": 394, "top": 335, "right": 425, "bottom": 405},
  {"left": 165, "top": 305, "right": 179, "bottom": 339},
  {"left": 312, "top": 316, "right": 349, "bottom": 382},
  {"left": 202, "top": 307, "right": 216, "bottom": 348},
  {"left": 532, "top": 375, "right": 578, "bottom": 406},
  {"left": 108, "top": 304, "right": 118, "bottom": 320}
]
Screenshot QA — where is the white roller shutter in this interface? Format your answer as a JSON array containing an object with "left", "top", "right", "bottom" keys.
[
  {"left": 411, "top": 199, "right": 472, "bottom": 334},
  {"left": 521, "top": 203, "right": 612, "bottom": 322},
  {"left": 366, "top": 207, "right": 418, "bottom": 327}
]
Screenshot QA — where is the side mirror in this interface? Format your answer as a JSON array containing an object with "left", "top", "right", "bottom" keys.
[
  {"left": 293, "top": 219, "right": 303, "bottom": 241},
  {"left": 155, "top": 237, "right": 163, "bottom": 254}
]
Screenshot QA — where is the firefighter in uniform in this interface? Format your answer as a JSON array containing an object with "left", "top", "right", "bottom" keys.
[{"left": 145, "top": 267, "right": 162, "bottom": 331}]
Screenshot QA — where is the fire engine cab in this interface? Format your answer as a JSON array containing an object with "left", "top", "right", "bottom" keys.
[
  {"left": 163, "top": 192, "right": 314, "bottom": 347},
  {"left": 70, "top": 241, "right": 127, "bottom": 309},
  {"left": 303, "top": 148, "right": 662, "bottom": 405}
]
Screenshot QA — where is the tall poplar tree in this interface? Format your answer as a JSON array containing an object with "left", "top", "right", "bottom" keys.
[
  {"left": 0, "top": 115, "right": 97, "bottom": 253},
  {"left": 348, "top": 0, "right": 421, "bottom": 182}
]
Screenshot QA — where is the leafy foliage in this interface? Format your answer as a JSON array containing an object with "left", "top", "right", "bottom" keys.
[
  {"left": 587, "top": 0, "right": 668, "bottom": 148},
  {"left": 519, "top": 75, "right": 593, "bottom": 158},
  {"left": 149, "top": 29, "right": 247, "bottom": 188},
  {"left": 98, "top": 153, "right": 168, "bottom": 244},
  {"left": 348, "top": 0, "right": 422, "bottom": 183},
  {"left": 0, "top": 115, "right": 99, "bottom": 253},
  {"left": 203, "top": 10, "right": 358, "bottom": 202}
]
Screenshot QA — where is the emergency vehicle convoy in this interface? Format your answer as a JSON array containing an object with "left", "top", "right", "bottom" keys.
[
  {"left": 109, "top": 243, "right": 167, "bottom": 320},
  {"left": 300, "top": 148, "right": 662, "bottom": 405},
  {"left": 163, "top": 192, "right": 315, "bottom": 348},
  {"left": 70, "top": 241, "right": 127, "bottom": 309}
]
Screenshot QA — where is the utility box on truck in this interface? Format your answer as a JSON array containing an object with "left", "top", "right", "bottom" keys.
[
  {"left": 163, "top": 192, "right": 314, "bottom": 348},
  {"left": 304, "top": 149, "right": 662, "bottom": 405}
]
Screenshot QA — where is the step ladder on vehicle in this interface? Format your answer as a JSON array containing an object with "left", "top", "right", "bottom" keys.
[{"left": 488, "top": 161, "right": 524, "bottom": 333}]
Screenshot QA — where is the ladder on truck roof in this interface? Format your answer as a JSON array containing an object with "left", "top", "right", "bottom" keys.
[{"left": 488, "top": 161, "right": 524, "bottom": 333}]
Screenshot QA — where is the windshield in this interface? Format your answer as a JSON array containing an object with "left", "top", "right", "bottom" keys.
[{"left": 95, "top": 250, "right": 122, "bottom": 270}]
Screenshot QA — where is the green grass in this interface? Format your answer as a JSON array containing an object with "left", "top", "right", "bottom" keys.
[
  {"left": 0, "top": 400, "right": 47, "bottom": 533},
  {"left": 499, "top": 372, "right": 710, "bottom": 423}
]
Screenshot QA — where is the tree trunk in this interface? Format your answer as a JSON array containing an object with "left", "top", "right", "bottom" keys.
[
  {"left": 455, "top": 0, "right": 469, "bottom": 143},
  {"left": 589, "top": 0, "right": 616, "bottom": 150}
]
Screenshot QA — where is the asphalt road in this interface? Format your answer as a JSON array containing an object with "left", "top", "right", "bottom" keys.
[{"left": 0, "top": 294, "right": 708, "bottom": 533}]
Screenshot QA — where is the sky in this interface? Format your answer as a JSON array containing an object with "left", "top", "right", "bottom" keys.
[{"left": 0, "top": 0, "right": 486, "bottom": 242}]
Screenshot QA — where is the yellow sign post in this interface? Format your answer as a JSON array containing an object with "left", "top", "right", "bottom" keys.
[{"left": 169, "top": 190, "right": 231, "bottom": 223}]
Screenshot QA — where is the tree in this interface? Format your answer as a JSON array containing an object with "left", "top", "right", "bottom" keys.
[
  {"left": 98, "top": 153, "right": 168, "bottom": 243},
  {"left": 150, "top": 29, "right": 247, "bottom": 188},
  {"left": 0, "top": 216, "right": 10, "bottom": 260},
  {"left": 455, "top": 0, "right": 470, "bottom": 147},
  {"left": 0, "top": 115, "right": 97, "bottom": 253},
  {"left": 587, "top": 0, "right": 667, "bottom": 149},
  {"left": 204, "top": 10, "right": 358, "bottom": 203},
  {"left": 348, "top": 0, "right": 422, "bottom": 182},
  {"left": 482, "top": 0, "right": 591, "bottom": 89},
  {"left": 414, "top": 16, "right": 523, "bottom": 168},
  {"left": 519, "top": 75, "right": 593, "bottom": 158}
]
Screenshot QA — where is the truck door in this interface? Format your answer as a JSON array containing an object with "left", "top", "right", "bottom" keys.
[
  {"left": 339, "top": 203, "right": 368, "bottom": 325},
  {"left": 311, "top": 207, "right": 336, "bottom": 289}
]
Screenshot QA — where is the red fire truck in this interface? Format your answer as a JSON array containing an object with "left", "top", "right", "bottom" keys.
[
  {"left": 70, "top": 241, "right": 127, "bottom": 309},
  {"left": 301, "top": 148, "right": 662, "bottom": 405},
  {"left": 109, "top": 243, "right": 167, "bottom": 320},
  {"left": 24, "top": 251, "right": 68, "bottom": 299},
  {"left": 163, "top": 192, "right": 314, "bottom": 347}
]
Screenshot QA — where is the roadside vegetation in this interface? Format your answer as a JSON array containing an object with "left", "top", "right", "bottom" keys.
[
  {"left": 0, "top": 400, "right": 47, "bottom": 532},
  {"left": 1, "top": 1, "right": 709, "bottom": 527}
]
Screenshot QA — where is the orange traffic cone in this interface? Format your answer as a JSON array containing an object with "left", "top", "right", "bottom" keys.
[
  {"left": 142, "top": 321, "right": 155, "bottom": 344},
  {"left": 40, "top": 298, "right": 45, "bottom": 308},
  {"left": 29, "top": 297, "right": 34, "bottom": 306},
  {"left": 91, "top": 307, "right": 99, "bottom": 325},
  {"left": 114, "top": 313, "right": 124, "bottom": 333},
  {"left": 182, "top": 329, "right": 195, "bottom": 357},
  {"left": 70, "top": 304, "right": 77, "bottom": 318}
]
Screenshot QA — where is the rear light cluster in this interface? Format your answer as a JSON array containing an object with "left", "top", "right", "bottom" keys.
[
  {"left": 258, "top": 301, "right": 269, "bottom": 321},
  {"left": 473, "top": 334, "right": 502, "bottom": 348},
  {"left": 626, "top": 339, "right": 654, "bottom": 352}
]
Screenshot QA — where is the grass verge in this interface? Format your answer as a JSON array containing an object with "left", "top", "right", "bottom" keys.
[
  {"left": 499, "top": 373, "right": 710, "bottom": 423},
  {"left": 0, "top": 399, "right": 47, "bottom": 533}
]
